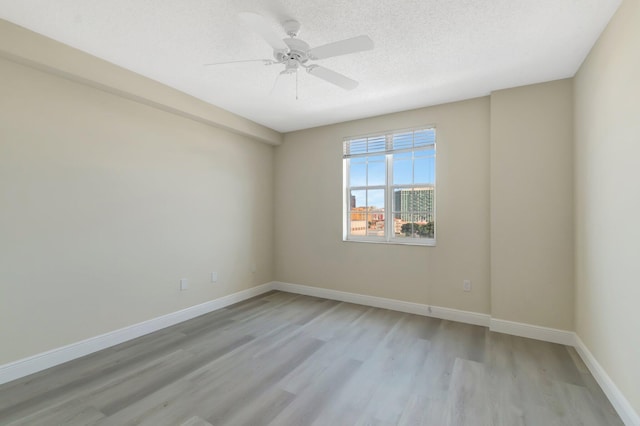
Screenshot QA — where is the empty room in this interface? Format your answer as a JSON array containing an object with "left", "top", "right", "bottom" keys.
[{"left": 0, "top": 0, "right": 638, "bottom": 425}]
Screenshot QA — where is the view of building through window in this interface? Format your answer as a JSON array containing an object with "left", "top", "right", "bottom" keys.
[{"left": 343, "top": 128, "right": 435, "bottom": 244}]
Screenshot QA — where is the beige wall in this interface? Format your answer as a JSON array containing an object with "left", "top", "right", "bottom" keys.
[
  {"left": 490, "top": 80, "right": 575, "bottom": 330},
  {"left": 275, "top": 83, "right": 575, "bottom": 330},
  {"left": 0, "top": 57, "right": 274, "bottom": 364},
  {"left": 0, "top": 19, "right": 282, "bottom": 146},
  {"left": 574, "top": 0, "right": 640, "bottom": 415},
  {"left": 275, "top": 98, "right": 492, "bottom": 314}
]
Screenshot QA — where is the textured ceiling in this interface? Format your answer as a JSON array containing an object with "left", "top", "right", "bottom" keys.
[{"left": 0, "top": 0, "right": 621, "bottom": 132}]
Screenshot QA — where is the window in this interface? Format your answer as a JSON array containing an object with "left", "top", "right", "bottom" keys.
[{"left": 343, "top": 127, "right": 436, "bottom": 245}]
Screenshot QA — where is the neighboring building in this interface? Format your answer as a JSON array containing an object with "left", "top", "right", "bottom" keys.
[
  {"left": 394, "top": 187, "right": 435, "bottom": 222},
  {"left": 350, "top": 207, "right": 385, "bottom": 222},
  {"left": 369, "top": 209, "right": 384, "bottom": 222},
  {"left": 350, "top": 220, "right": 367, "bottom": 235},
  {"left": 350, "top": 206, "right": 367, "bottom": 221}
]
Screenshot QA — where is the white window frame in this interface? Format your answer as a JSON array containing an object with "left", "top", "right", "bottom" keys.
[{"left": 342, "top": 127, "right": 436, "bottom": 246}]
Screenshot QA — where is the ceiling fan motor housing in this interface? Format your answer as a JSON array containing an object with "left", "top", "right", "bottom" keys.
[{"left": 274, "top": 37, "right": 310, "bottom": 66}]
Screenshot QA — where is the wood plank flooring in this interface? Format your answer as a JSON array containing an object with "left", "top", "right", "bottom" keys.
[{"left": 0, "top": 291, "right": 624, "bottom": 425}]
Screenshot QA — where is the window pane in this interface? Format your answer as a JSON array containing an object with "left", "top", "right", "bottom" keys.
[
  {"left": 410, "top": 214, "right": 424, "bottom": 238},
  {"left": 393, "top": 157, "right": 412, "bottom": 185},
  {"left": 349, "top": 159, "right": 366, "bottom": 186},
  {"left": 394, "top": 151, "right": 412, "bottom": 159},
  {"left": 413, "top": 214, "right": 434, "bottom": 239},
  {"left": 349, "top": 189, "right": 367, "bottom": 237},
  {"left": 414, "top": 156, "right": 435, "bottom": 184},
  {"left": 394, "top": 212, "right": 411, "bottom": 238},
  {"left": 394, "top": 187, "right": 434, "bottom": 214},
  {"left": 368, "top": 156, "right": 386, "bottom": 186},
  {"left": 392, "top": 188, "right": 404, "bottom": 212},
  {"left": 414, "top": 148, "right": 435, "bottom": 157},
  {"left": 393, "top": 187, "right": 415, "bottom": 212},
  {"left": 368, "top": 189, "right": 384, "bottom": 210},
  {"left": 349, "top": 219, "right": 367, "bottom": 236},
  {"left": 367, "top": 212, "right": 385, "bottom": 237},
  {"left": 414, "top": 211, "right": 433, "bottom": 223},
  {"left": 416, "top": 187, "right": 435, "bottom": 212},
  {"left": 350, "top": 189, "right": 366, "bottom": 209}
]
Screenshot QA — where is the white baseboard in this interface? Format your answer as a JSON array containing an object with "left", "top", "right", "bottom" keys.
[
  {"left": 574, "top": 335, "right": 640, "bottom": 426},
  {"left": 272, "top": 281, "right": 491, "bottom": 327},
  {"left": 273, "top": 282, "right": 572, "bottom": 345},
  {"left": 489, "top": 318, "right": 574, "bottom": 345},
  {"left": 0, "top": 282, "right": 275, "bottom": 386}
]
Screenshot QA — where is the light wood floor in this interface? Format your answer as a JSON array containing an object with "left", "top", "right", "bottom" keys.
[{"left": 0, "top": 291, "right": 623, "bottom": 426}]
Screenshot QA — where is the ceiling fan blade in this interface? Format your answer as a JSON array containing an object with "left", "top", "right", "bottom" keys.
[
  {"left": 307, "top": 65, "right": 358, "bottom": 90},
  {"left": 237, "top": 12, "right": 288, "bottom": 51},
  {"left": 204, "top": 59, "right": 274, "bottom": 66},
  {"left": 308, "top": 35, "right": 374, "bottom": 60}
]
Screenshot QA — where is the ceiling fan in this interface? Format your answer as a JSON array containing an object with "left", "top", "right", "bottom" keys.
[{"left": 205, "top": 12, "right": 374, "bottom": 93}]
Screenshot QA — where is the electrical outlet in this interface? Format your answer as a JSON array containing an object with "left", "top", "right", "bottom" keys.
[
  {"left": 180, "top": 278, "right": 189, "bottom": 291},
  {"left": 463, "top": 280, "right": 471, "bottom": 292},
  {"left": 211, "top": 272, "right": 218, "bottom": 283}
]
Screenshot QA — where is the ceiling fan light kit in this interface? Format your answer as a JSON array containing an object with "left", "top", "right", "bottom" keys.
[{"left": 206, "top": 12, "right": 374, "bottom": 93}]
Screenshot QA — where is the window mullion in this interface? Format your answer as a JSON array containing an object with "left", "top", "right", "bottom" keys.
[
  {"left": 344, "top": 158, "right": 350, "bottom": 240},
  {"left": 349, "top": 185, "right": 385, "bottom": 190},
  {"left": 385, "top": 135, "right": 393, "bottom": 242}
]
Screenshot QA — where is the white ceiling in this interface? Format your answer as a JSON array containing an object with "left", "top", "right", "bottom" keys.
[{"left": 0, "top": 0, "right": 621, "bottom": 133}]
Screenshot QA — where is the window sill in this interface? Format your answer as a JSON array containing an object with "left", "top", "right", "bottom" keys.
[{"left": 342, "top": 238, "right": 436, "bottom": 247}]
